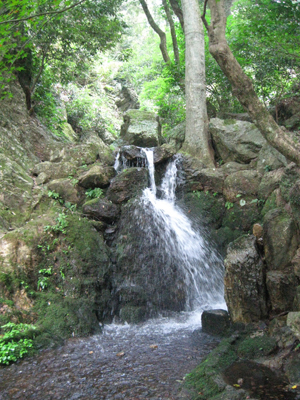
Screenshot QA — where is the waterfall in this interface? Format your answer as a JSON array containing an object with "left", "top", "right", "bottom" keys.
[{"left": 140, "top": 149, "right": 224, "bottom": 311}]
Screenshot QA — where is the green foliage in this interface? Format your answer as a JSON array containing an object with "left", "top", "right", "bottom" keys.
[
  {"left": 85, "top": 188, "right": 104, "bottom": 199},
  {"left": 44, "top": 212, "right": 68, "bottom": 234},
  {"left": 225, "top": 201, "right": 234, "bottom": 210},
  {"left": 0, "top": 323, "right": 36, "bottom": 365}
]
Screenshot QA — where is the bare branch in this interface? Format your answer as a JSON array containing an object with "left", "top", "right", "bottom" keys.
[{"left": 162, "top": 0, "right": 180, "bottom": 65}]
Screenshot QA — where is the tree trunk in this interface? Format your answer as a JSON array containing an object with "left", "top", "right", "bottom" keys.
[
  {"left": 169, "top": 0, "right": 184, "bottom": 31},
  {"left": 139, "top": 0, "right": 171, "bottom": 64},
  {"left": 181, "top": 0, "right": 214, "bottom": 166},
  {"left": 203, "top": 0, "right": 300, "bottom": 166}
]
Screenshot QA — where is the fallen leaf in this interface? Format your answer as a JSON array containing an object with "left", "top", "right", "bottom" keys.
[
  {"left": 149, "top": 344, "right": 158, "bottom": 349},
  {"left": 233, "top": 384, "right": 240, "bottom": 388},
  {"left": 89, "top": 351, "right": 93, "bottom": 354},
  {"left": 292, "top": 385, "right": 297, "bottom": 389},
  {"left": 117, "top": 352, "right": 125, "bottom": 357}
]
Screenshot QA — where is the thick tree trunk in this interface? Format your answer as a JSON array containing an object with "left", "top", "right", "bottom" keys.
[
  {"left": 139, "top": 0, "right": 171, "bottom": 64},
  {"left": 181, "top": 0, "right": 214, "bottom": 166},
  {"left": 203, "top": 0, "right": 300, "bottom": 166}
]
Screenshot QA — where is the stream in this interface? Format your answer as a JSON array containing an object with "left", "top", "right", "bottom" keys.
[
  {"left": 0, "top": 150, "right": 226, "bottom": 399},
  {"left": 0, "top": 311, "right": 222, "bottom": 399}
]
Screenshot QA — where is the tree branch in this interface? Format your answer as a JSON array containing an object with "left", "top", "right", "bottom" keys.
[
  {"left": 139, "top": 0, "right": 171, "bottom": 64},
  {"left": 169, "top": 0, "right": 184, "bottom": 31},
  {"left": 201, "top": 0, "right": 210, "bottom": 31},
  {"left": 0, "top": 0, "right": 87, "bottom": 25},
  {"left": 162, "top": 0, "right": 180, "bottom": 65}
]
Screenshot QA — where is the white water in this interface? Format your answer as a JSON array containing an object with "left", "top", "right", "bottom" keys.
[{"left": 141, "top": 149, "right": 225, "bottom": 315}]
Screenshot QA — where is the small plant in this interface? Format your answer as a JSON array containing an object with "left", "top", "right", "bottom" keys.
[
  {"left": 85, "top": 188, "right": 103, "bottom": 199},
  {"left": 48, "top": 190, "right": 63, "bottom": 204},
  {"left": 239, "top": 199, "right": 246, "bottom": 206},
  {"left": 225, "top": 201, "right": 234, "bottom": 210},
  {"left": 44, "top": 213, "right": 68, "bottom": 234},
  {"left": 0, "top": 323, "right": 36, "bottom": 365},
  {"left": 37, "top": 267, "right": 52, "bottom": 290},
  {"left": 193, "top": 190, "right": 201, "bottom": 199}
]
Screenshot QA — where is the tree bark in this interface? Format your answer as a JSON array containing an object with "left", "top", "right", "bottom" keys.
[
  {"left": 139, "top": 0, "right": 171, "bottom": 64},
  {"left": 162, "top": 0, "right": 180, "bottom": 66},
  {"left": 181, "top": 0, "right": 214, "bottom": 166},
  {"left": 203, "top": 0, "right": 300, "bottom": 166}
]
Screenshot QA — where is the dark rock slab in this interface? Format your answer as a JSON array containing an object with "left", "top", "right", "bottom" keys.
[
  {"left": 83, "top": 198, "right": 120, "bottom": 222},
  {"left": 201, "top": 309, "right": 230, "bottom": 336}
]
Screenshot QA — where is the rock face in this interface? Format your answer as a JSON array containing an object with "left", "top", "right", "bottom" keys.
[
  {"left": 107, "top": 168, "right": 149, "bottom": 204},
  {"left": 201, "top": 309, "right": 230, "bottom": 335},
  {"left": 120, "top": 109, "right": 162, "bottom": 147},
  {"left": 209, "top": 118, "right": 267, "bottom": 163},
  {"left": 224, "top": 236, "right": 268, "bottom": 323},
  {"left": 78, "top": 165, "right": 115, "bottom": 189},
  {"left": 263, "top": 209, "right": 298, "bottom": 271},
  {"left": 83, "top": 198, "right": 120, "bottom": 223}
]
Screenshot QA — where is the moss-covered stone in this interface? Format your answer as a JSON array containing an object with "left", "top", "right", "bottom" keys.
[
  {"left": 279, "top": 163, "right": 300, "bottom": 202},
  {"left": 185, "top": 338, "right": 238, "bottom": 400},
  {"left": 222, "top": 202, "right": 261, "bottom": 232},
  {"left": 119, "top": 305, "right": 146, "bottom": 324},
  {"left": 237, "top": 335, "right": 277, "bottom": 359}
]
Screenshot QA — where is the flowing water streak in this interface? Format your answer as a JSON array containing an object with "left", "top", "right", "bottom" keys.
[{"left": 142, "top": 149, "right": 225, "bottom": 310}]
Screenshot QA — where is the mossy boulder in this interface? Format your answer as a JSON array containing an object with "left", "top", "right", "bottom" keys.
[
  {"left": 187, "top": 168, "right": 225, "bottom": 194},
  {"left": 222, "top": 202, "right": 261, "bottom": 232},
  {"left": 119, "top": 305, "right": 146, "bottom": 324},
  {"left": 279, "top": 162, "right": 300, "bottom": 202},
  {"left": 78, "top": 164, "right": 115, "bottom": 189},
  {"left": 223, "top": 170, "right": 262, "bottom": 203},
  {"left": 120, "top": 109, "right": 162, "bottom": 147},
  {"left": 47, "top": 178, "right": 83, "bottom": 204},
  {"left": 83, "top": 198, "right": 121, "bottom": 222},
  {"left": 210, "top": 118, "right": 267, "bottom": 164},
  {"left": 237, "top": 335, "right": 277, "bottom": 359},
  {"left": 290, "top": 179, "right": 300, "bottom": 230},
  {"left": 107, "top": 168, "right": 148, "bottom": 203},
  {"left": 263, "top": 209, "right": 299, "bottom": 271},
  {"left": 258, "top": 168, "right": 285, "bottom": 199},
  {"left": 32, "top": 161, "right": 77, "bottom": 184},
  {"left": 256, "top": 142, "right": 287, "bottom": 174}
]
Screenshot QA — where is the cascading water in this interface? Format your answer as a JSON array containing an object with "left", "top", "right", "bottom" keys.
[{"left": 140, "top": 148, "right": 225, "bottom": 311}]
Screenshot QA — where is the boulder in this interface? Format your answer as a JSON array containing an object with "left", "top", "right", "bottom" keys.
[
  {"left": 222, "top": 202, "right": 261, "bottom": 232},
  {"left": 261, "top": 188, "right": 286, "bottom": 218},
  {"left": 210, "top": 118, "right": 266, "bottom": 164},
  {"left": 223, "top": 170, "right": 262, "bottom": 203},
  {"left": 279, "top": 163, "right": 300, "bottom": 202},
  {"left": 224, "top": 235, "right": 268, "bottom": 323},
  {"left": 287, "top": 312, "right": 300, "bottom": 340},
  {"left": 292, "top": 249, "right": 300, "bottom": 278},
  {"left": 118, "top": 145, "right": 175, "bottom": 168},
  {"left": 258, "top": 168, "right": 285, "bottom": 200},
  {"left": 266, "top": 271, "right": 297, "bottom": 313},
  {"left": 290, "top": 179, "right": 300, "bottom": 229},
  {"left": 220, "top": 161, "right": 250, "bottom": 176},
  {"left": 120, "top": 109, "right": 162, "bottom": 147},
  {"left": 115, "top": 83, "right": 140, "bottom": 112},
  {"left": 263, "top": 209, "right": 298, "bottom": 271},
  {"left": 47, "top": 178, "right": 82, "bottom": 204},
  {"left": 188, "top": 168, "right": 225, "bottom": 194},
  {"left": 201, "top": 309, "right": 230, "bottom": 335},
  {"left": 107, "top": 168, "right": 149, "bottom": 204},
  {"left": 32, "top": 161, "right": 77, "bottom": 184},
  {"left": 78, "top": 165, "right": 115, "bottom": 189},
  {"left": 284, "top": 352, "right": 300, "bottom": 384},
  {"left": 293, "top": 286, "right": 300, "bottom": 311},
  {"left": 82, "top": 198, "right": 121, "bottom": 223},
  {"left": 256, "top": 143, "right": 287, "bottom": 174}
]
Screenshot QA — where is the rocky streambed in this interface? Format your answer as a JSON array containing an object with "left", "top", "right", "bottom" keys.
[{"left": 0, "top": 313, "right": 219, "bottom": 400}]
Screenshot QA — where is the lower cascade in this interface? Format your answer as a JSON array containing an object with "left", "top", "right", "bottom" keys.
[{"left": 114, "top": 147, "right": 225, "bottom": 319}]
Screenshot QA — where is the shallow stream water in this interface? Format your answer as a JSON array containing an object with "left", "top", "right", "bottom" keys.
[{"left": 0, "top": 311, "right": 221, "bottom": 400}]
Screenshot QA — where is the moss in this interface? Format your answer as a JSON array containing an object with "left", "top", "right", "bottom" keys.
[
  {"left": 119, "top": 305, "right": 146, "bottom": 324},
  {"left": 222, "top": 202, "right": 261, "bottom": 232},
  {"left": 185, "top": 338, "right": 238, "bottom": 400},
  {"left": 237, "top": 335, "right": 277, "bottom": 359},
  {"left": 223, "top": 119, "right": 237, "bottom": 126},
  {"left": 261, "top": 191, "right": 278, "bottom": 218}
]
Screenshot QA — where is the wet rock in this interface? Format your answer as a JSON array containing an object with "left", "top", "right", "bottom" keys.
[
  {"left": 287, "top": 312, "right": 300, "bottom": 340},
  {"left": 237, "top": 335, "right": 277, "bottom": 359},
  {"left": 120, "top": 109, "right": 162, "bottom": 147},
  {"left": 256, "top": 142, "right": 287, "bottom": 174},
  {"left": 261, "top": 188, "right": 286, "bottom": 218},
  {"left": 266, "top": 271, "right": 297, "bottom": 313},
  {"left": 210, "top": 118, "right": 266, "bottom": 163},
  {"left": 224, "top": 235, "right": 268, "bottom": 323},
  {"left": 223, "top": 170, "right": 262, "bottom": 203},
  {"left": 83, "top": 198, "right": 121, "bottom": 223},
  {"left": 201, "top": 309, "right": 230, "bottom": 336},
  {"left": 258, "top": 168, "right": 285, "bottom": 199},
  {"left": 153, "top": 144, "right": 176, "bottom": 164},
  {"left": 107, "top": 168, "right": 148, "bottom": 204},
  {"left": 119, "top": 305, "right": 146, "bottom": 324},
  {"left": 78, "top": 165, "right": 115, "bottom": 189},
  {"left": 115, "top": 83, "right": 140, "bottom": 112},
  {"left": 47, "top": 178, "right": 82, "bottom": 204},
  {"left": 263, "top": 209, "right": 298, "bottom": 271},
  {"left": 222, "top": 202, "right": 261, "bottom": 232}
]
